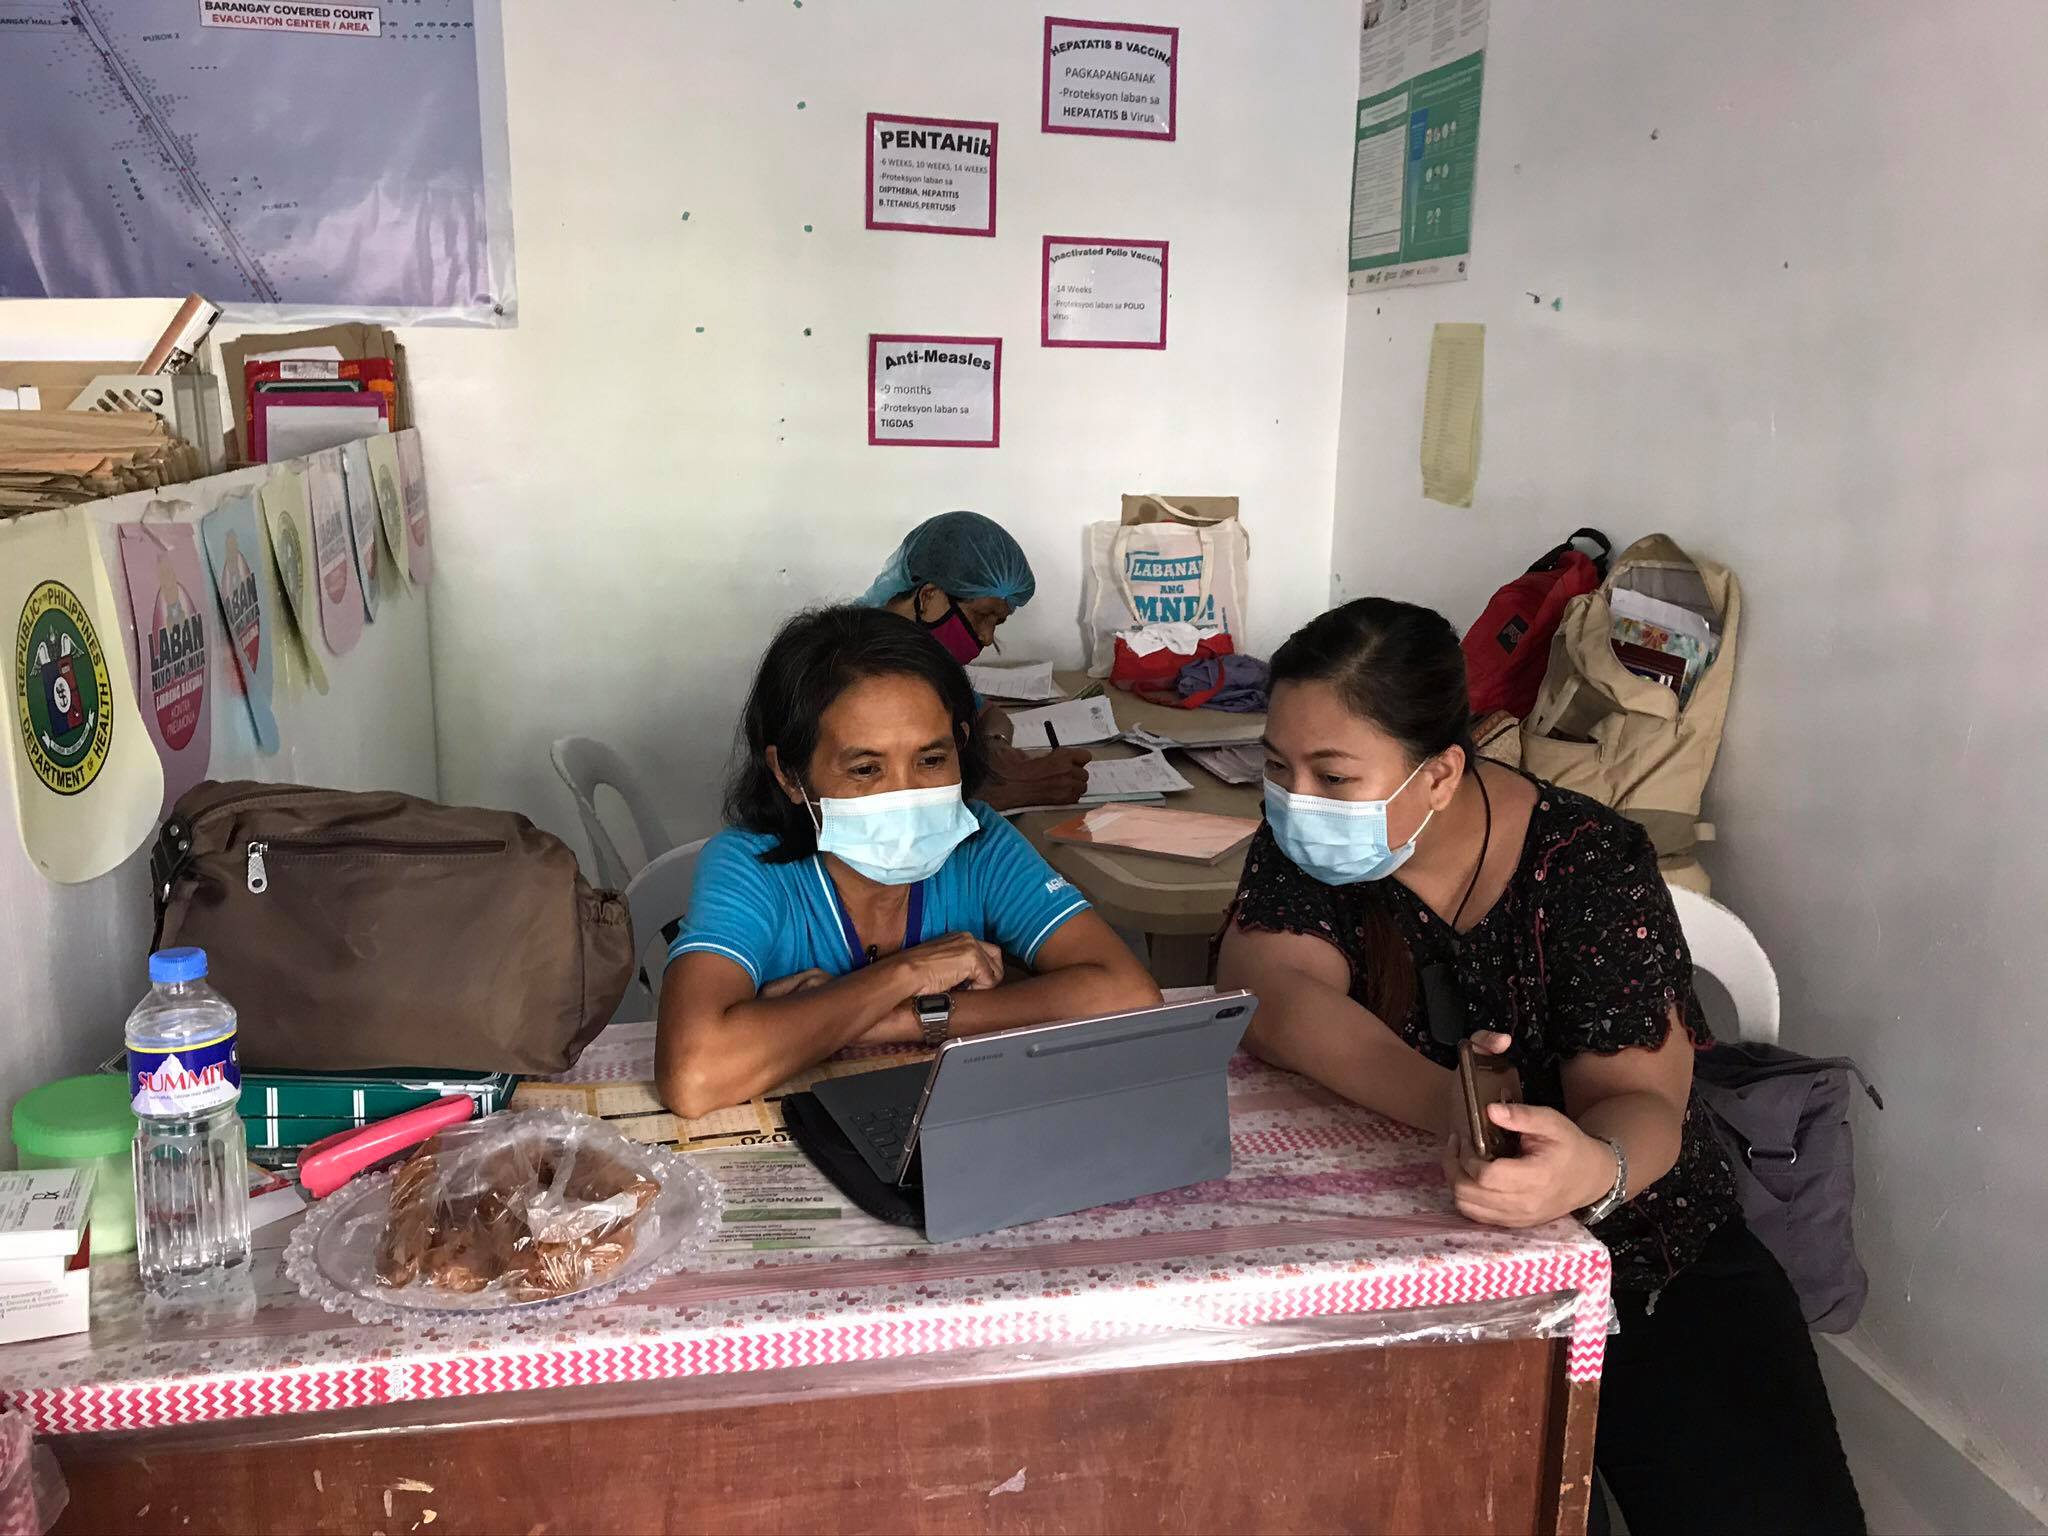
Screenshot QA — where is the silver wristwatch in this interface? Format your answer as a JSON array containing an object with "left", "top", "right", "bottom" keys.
[
  {"left": 914, "top": 993, "right": 953, "bottom": 1047},
  {"left": 1578, "top": 1136, "right": 1629, "bottom": 1226}
]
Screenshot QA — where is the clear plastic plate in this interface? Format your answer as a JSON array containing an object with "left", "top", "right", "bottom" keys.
[{"left": 285, "top": 1110, "right": 720, "bottom": 1327}]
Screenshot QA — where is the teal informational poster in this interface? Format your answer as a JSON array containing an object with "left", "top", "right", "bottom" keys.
[{"left": 1348, "top": 0, "right": 1489, "bottom": 294}]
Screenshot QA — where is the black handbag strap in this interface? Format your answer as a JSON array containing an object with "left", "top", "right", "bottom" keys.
[
  {"left": 147, "top": 814, "right": 196, "bottom": 948},
  {"left": 1528, "top": 527, "right": 1613, "bottom": 577},
  {"left": 1697, "top": 1045, "right": 1885, "bottom": 1110}
]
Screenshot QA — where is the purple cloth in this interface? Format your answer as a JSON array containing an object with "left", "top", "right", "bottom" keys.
[{"left": 1176, "top": 654, "right": 1270, "bottom": 712}]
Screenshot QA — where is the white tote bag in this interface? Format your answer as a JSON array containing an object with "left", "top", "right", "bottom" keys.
[{"left": 1082, "top": 496, "right": 1251, "bottom": 676}]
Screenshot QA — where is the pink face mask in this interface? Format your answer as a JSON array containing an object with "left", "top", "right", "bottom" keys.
[{"left": 923, "top": 599, "right": 985, "bottom": 665}]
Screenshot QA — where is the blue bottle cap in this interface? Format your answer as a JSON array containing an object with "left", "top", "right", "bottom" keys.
[{"left": 147, "top": 947, "right": 209, "bottom": 985}]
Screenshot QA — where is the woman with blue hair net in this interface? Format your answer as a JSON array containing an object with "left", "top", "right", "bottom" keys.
[{"left": 861, "top": 511, "right": 1093, "bottom": 811}]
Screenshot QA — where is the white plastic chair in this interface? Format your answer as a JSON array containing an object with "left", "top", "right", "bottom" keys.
[
  {"left": 1668, "top": 885, "right": 1780, "bottom": 1044},
  {"left": 617, "top": 839, "right": 707, "bottom": 1019},
  {"left": 550, "top": 736, "right": 674, "bottom": 891}
]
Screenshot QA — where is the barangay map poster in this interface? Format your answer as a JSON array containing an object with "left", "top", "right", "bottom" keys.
[{"left": 0, "top": 0, "right": 514, "bottom": 322}]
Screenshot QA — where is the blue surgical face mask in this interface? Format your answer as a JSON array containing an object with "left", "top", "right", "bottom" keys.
[
  {"left": 808, "top": 783, "right": 978, "bottom": 886},
  {"left": 1264, "top": 760, "right": 1436, "bottom": 886}
]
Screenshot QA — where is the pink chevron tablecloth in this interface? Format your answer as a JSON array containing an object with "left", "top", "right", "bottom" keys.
[{"left": 0, "top": 1058, "right": 1612, "bottom": 1438}]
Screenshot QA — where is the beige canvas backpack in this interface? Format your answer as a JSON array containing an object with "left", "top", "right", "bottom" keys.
[{"left": 1519, "top": 535, "right": 1739, "bottom": 859}]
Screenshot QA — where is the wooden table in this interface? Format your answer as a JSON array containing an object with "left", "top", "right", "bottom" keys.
[
  {"left": 1010, "top": 676, "right": 1264, "bottom": 985},
  {"left": 13, "top": 1059, "right": 1610, "bottom": 1535}
]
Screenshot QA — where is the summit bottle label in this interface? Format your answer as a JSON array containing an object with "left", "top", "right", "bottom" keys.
[{"left": 129, "top": 1032, "right": 241, "bottom": 1117}]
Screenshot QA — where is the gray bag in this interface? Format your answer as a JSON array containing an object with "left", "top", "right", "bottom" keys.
[{"left": 1694, "top": 1042, "right": 1883, "bottom": 1332}]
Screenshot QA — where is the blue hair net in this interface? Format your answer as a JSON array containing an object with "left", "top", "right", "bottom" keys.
[{"left": 858, "top": 511, "right": 1036, "bottom": 611}]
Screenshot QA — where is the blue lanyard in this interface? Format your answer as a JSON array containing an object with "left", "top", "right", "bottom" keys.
[{"left": 824, "top": 866, "right": 923, "bottom": 970}]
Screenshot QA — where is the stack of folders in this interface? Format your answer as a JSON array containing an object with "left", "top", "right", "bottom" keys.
[
  {"left": 0, "top": 410, "right": 203, "bottom": 519},
  {"left": 219, "top": 322, "right": 412, "bottom": 464},
  {"left": 1077, "top": 750, "right": 1192, "bottom": 806}
]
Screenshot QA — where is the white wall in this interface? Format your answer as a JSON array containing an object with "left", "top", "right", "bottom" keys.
[
  {"left": 1332, "top": 1, "right": 2048, "bottom": 1515},
  {"left": 0, "top": 4, "right": 1354, "bottom": 1120},
  {"left": 402, "top": 0, "right": 1354, "bottom": 850},
  {"left": 0, "top": 458, "right": 438, "bottom": 1157}
]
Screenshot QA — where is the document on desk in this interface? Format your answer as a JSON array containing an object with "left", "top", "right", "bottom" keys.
[
  {"left": 1007, "top": 696, "right": 1120, "bottom": 746},
  {"left": 1186, "top": 742, "right": 1266, "bottom": 785},
  {"left": 692, "top": 1147, "right": 907, "bottom": 1253},
  {"left": 965, "top": 659, "right": 1064, "bottom": 702},
  {"left": 1084, "top": 750, "right": 1192, "bottom": 801},
  {"left": 515, "top": 1022, "right": 938, "bottom": 1155},
  {"left": 1421, "top": 322, "right": 1483, "bottom": 507}
]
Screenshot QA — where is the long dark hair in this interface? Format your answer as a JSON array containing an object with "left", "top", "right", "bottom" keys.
[
  {"left": 1268, "top": 598, "right": 1475, "bottom": 1024},
  {"left": 725, "top": 605, "right": 989, "bottom": 862}
]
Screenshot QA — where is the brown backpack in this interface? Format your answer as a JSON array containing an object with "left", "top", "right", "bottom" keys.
[{"left": 150, "top": 780, "right": 633, "bottom": 1074}]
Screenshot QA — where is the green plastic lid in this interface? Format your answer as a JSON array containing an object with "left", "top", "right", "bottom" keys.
[{"left": 12, "top": 1074, "right": 136, "bottom": 1160}]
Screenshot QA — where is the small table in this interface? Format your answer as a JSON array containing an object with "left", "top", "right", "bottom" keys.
[
  {"left": 1010, "top": 674, "right": 1264, "bottom": 984},
  {"left": 12, "top": 1059, "right": 1611, "bottom": 1535}
]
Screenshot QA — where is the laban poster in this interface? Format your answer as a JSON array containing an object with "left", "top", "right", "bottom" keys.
[
  {"left": 0, "top": 508, "right": 164, "bottom": 883},
  {"left": 338, "top": 438, "right": 383, "bottom": 621},
  {"left": 200, "top": 490, "right": 282, "bottom": 755},
  {"left": 305, "top": 452, "right": 365, "bottom": 657},
  {"left": 393, "top": 429, "right": 434, "bottom": 586},
  {"left": 258, "top": 467, "right": 330, "bottom": 695},
  {"left": 115, "top": 520, "right": 215, "bottom": 818},
  {"left": 363, "top": 432, "right": 410, "bottom": 593}
]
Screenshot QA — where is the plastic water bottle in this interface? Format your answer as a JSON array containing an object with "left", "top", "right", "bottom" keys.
[{"left": 126, "top": 947, "right": 249, "bottom": 1300}]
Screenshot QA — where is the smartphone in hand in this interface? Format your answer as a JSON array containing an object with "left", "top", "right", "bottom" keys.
[{"left": 1457, "top": 1038, "right": 1523, "bottom": 1160}]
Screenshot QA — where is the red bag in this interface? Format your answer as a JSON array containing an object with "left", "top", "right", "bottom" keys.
[
  {"left": 1110, "top": 631, "right": 1234, "bottom": 694},
  {"left": 1461, "top": 530, "right": 1610, "bottom": 719}
]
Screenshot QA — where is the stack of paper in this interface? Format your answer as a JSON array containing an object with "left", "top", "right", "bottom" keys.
[
  {"left": 1121, "top": 717, "right": 1266, "bottom": 752},
  {"left": 0, "top": 410, "right": 202, "bottom": 518},
  {"left": 1081, "top": 750, "right": 1192, "bottom": 805},
  {"left": 1007, "top": 697, "right": 1120, "bottom": 748},
  {"left": 998, "top": 750, "right": 1194, "bottom": 817},
  {"left": 966, "top": 659, "right": 1064, "bottom": 702},
  {"left": 1185, "top": 742, "right": 1266, "bottom": 785}
]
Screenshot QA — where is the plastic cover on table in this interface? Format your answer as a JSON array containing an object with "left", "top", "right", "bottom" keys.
[
  {"left": 237, "top": 1279, "right": 1593, "bottom": 1445},
  {"left": 32, "top": 1051, "right": 1611, "bottom": 1448},
  {"left": 0, "top": 1410, "right": 65, "bottom": 1536},
  {"left": 279, "top": 1121, "right": 1603, "bottom": 1435}
]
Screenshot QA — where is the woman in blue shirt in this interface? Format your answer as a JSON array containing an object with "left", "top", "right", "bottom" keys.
[{"left": 657, "top": 605, "right": 1161, "bottom": 1117}]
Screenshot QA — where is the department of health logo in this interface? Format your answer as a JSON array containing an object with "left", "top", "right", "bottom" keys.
[{"left": 15, "top": 580, "right": 114, "bottom": 796}]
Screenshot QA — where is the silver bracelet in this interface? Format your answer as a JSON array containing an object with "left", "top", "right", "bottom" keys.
[{"left": 1577, "top": 1135, "right": 1629, "bottom": 1225}]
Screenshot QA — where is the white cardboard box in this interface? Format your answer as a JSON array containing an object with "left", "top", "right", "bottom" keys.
[
  {"left": 0, "top": 1168, "right": 94, "bottom": 1261},
  {"left": 0, "top": 1227, "right": 90, "bottom": 1345},
  {"left": 0, "top": 1168, "right": 95, "bottom": 1344}
]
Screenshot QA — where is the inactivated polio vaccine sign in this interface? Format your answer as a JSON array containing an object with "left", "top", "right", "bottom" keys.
[
  {"left": 869, "top": 336, "right": 1002, "bottom": 449},
  {"left": 1042, "top": 238, "right": 1168, "bottom": 349},
  {"left": 1043, "top": 17, "right": 1178, "bottom": 141},
  {"left": 867, "top": 114, "right": 999, "bottom": 237}
]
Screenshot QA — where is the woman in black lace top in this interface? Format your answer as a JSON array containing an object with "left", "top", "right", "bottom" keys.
[{"left": 1217, "top": 597, "right": 1861, "bottom": 1535}]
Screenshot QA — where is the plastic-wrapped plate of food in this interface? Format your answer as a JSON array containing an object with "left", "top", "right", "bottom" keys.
[{"left": 286, "top": 1109, "right": 720, "bottom": 1325}]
